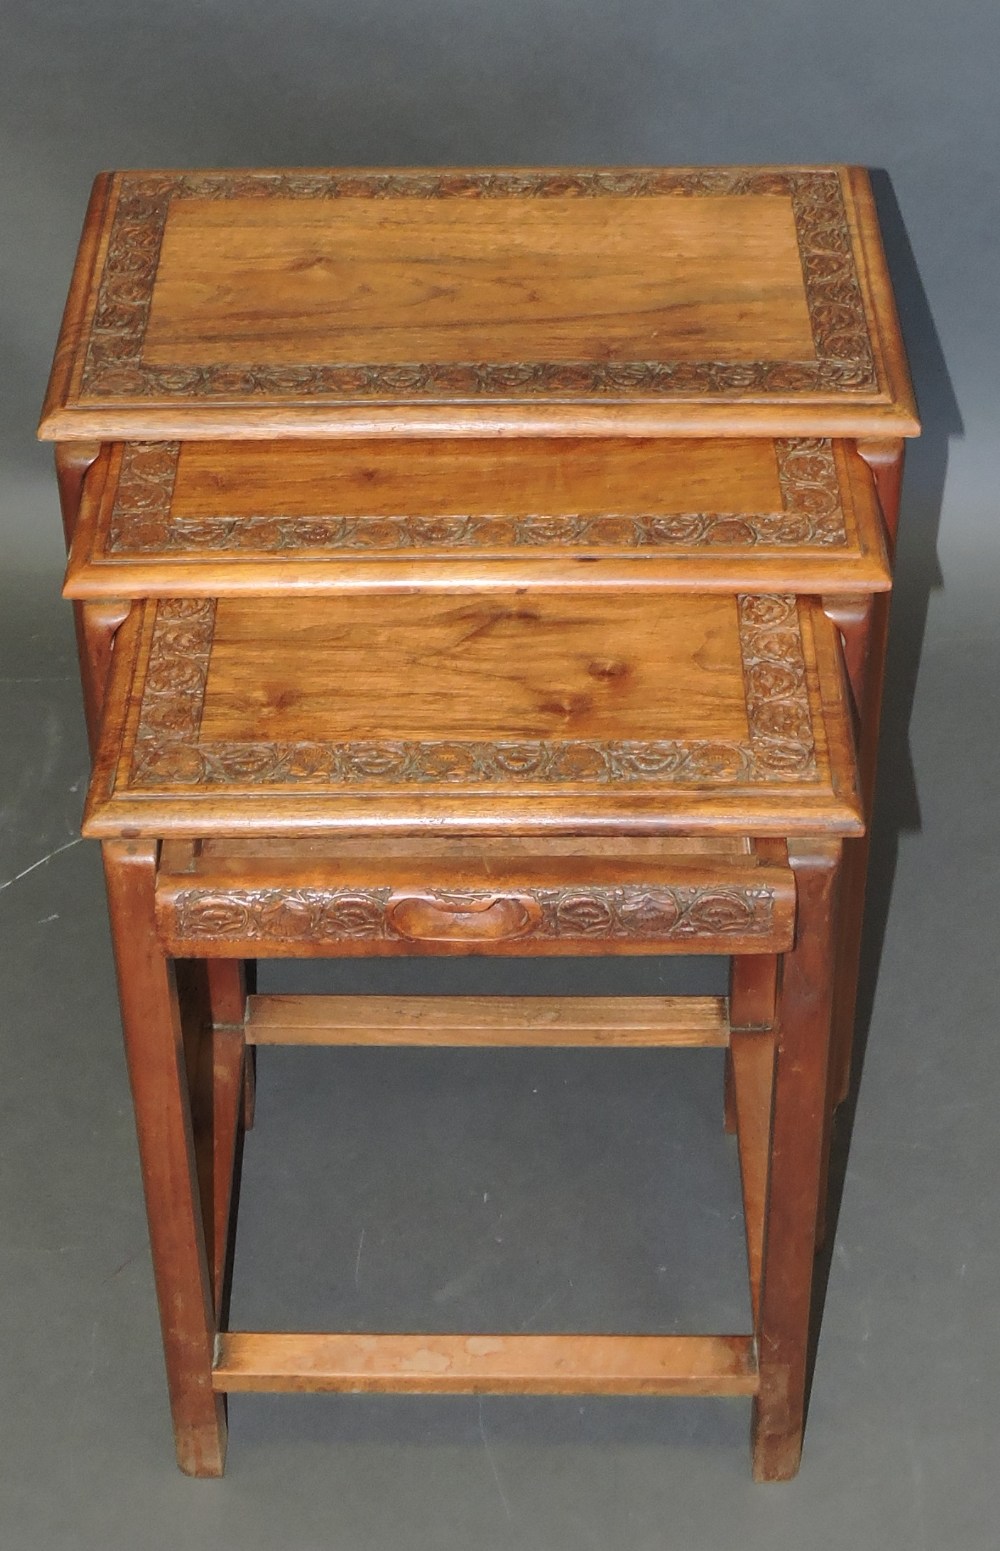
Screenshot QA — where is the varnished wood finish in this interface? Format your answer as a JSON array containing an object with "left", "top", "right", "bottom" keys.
[
  {"left": 54, "top": 441, "right": 110, "bottom": 751},
  {"left": 828, "top": 438, "right": 906, "bottom": 1106},
  {"left": 729, "top": 1029, "right": 776, "bottom": 1326},
  {"left": 829, "top": 588, "right": 891, "bottom": 1112},
  {"left": 724, "top": 953, "right": 777, "bottom": 1130},
  {"left": 54, "top": 440, "right": 103, "bottom": 546},
  {"left": 39, "top": 166, "right": 918, "bottom": 442},
  {"left": 857, "top": 438, "right": 905, "bottom": 550},
  {"left": 822, "top": 593, "right": 872, "bottom": 714},
  {"left": 245, "top": 993, "right": 731, "bottom": 1047},
  {"left": 101, "top": 840, "right": 226, "bottom": 1476},
  {"left": 729, "top": 953, "right": 779, "bottom": 1031},
  {"left": 212, "top": 1332, "right": 759, "bottom": 1397},
  {"left": 83, "top": 592, "right": 862, "bottom": 839},
  {"left": 43, "top": 171, "right": 116, "bottom": 439},
  {"left": 78, "top": 597, "right": 129, "bottom": 751},
  {"left": 731, "top": 1033, "right": 776, "bottom": 1327},
  {"left": 154, "top": 838, "right": 795, "bottom": 958},
  {"left": 752, "top": 838, "right": 841, "bottom": 1482},
  {"left": 161, "top": 833, "right": 762, "bottom": 862},
  {"left": 728, "top": 957, "right": 779, "bottom": 1321},
  {"left": 41, "top": 163, "right": 916, "bottom": 1480},
  {"left": 178, "top": 963, "right": 245, "bottom": 1315},
  {"left": 64, "top": 436, "right": 890, "bottom": 597},
  {"left": 203, "top": 961, "right": 247, "bottom": 1306}
]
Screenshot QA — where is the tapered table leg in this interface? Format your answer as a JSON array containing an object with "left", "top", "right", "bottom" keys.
[
  {"left": 827, "top": 439, "right": 905, "bottom": 1106},
  {"left": 205, "top": 962, "right": 250, "bottom": 1304},
  {"left": 177, "top": 960, "right": 250, "bottom": 1316},
  {"left": 103, "top": 839, "right": 227, "bottom": 1477},
  {"left": 751, "top": 839, "right": 841, "bottom": 1482}
]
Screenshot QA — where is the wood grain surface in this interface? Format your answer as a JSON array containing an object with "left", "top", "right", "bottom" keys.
[
  {"left": 752, "top": 839, "right": 842, "bottom": 1481},
  {"left": 244, "top": 993, "right": 732, "bottom": 1046},
  {"left": 38, "top": 166, "right": 919, "bottom": 440},
  {"left": 64, "top": 435, "right": 891, "bottom": 596},
  {"left": 101, "top": 839, "right": 227, "bottom": 1476},
  {"left": 82, "top": 592, "right": 862, "bottom": 837},
  {"left": 212, "top": 1332, "right": 759, "bottom": 1396}
]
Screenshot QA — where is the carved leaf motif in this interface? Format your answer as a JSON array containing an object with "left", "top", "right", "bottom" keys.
[
  {"left": 739, "top": 595, "right": 795, "bottom": 628},
  {"left": 552, "top": 893, "right": 617, "bottom": 935},
  {"left": 744, "top": 663, "right": 803, "bottom": 701},
  {"left": 616, "top": 891, "right": 682, "bottom": 935},
  {"left": 176, "top": 897, "right": 250, "bottom": 936},
  {"left": 683, "top": 892, "right": 754, "bottom": 932}
]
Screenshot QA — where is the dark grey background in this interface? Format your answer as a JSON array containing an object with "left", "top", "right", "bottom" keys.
[{"left": 2, "top": 2, "right": 998, "bottom": 1546}]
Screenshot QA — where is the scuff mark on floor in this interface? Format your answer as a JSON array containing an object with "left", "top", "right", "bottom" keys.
[{"left": 0, "top": 835, "right": 82, "bottom": 894}]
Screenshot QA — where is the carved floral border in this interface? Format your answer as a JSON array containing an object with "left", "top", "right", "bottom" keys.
[
  {"left": 107, "top": 437, "right": 847, "bottom": 555},
  {"left": 165, "top": 882, "right": 776, "bottom": 946},
  {"left": 128, "top": 593, "right": 817, "bottom": 790},
  {"left": 81, "top": 168, "right": 877, "bottom": 400}
]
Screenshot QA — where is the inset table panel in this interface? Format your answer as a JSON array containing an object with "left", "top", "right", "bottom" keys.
[
  {"left": 85, "top": 591, "right": 861, "bottom": 837},
  {"left": 65, "top": 436, "right": 890, "bottom": 596}
]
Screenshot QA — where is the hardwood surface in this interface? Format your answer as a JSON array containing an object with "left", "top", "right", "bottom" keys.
[
  {"left": 212, "top": 1332, "right": 759, "bottom": 1396},
  {"left": 155, "top": 836, "right": 795, "bottom": 958},
  {"left": 83, "top": 591, "right": 862, "bottom": 838},
  {"left": 53, "top": 441, "right": 110, "bottom": 751},
  {"left": 828, "top": 438, "right": 906, "bottom": 1106},
  {"left": 729, "top": 1029, "right": 776, "bottom": 1325},
  {"left": 176, "top": 961, "right": 246, "bottom": 1316},
  {"left": 64, "top": 435, "right": 891, "bottom": 597},
  {"left": 38, "top": 166, "right": 919, "bottom": 441},
  {"left": 751, "top": 839, "right": 842, "bottom": 1482},
  {"left": 41, "top": 162, "right": 915, "bottom": 1481},
  {"left": 102, "top": 839, "right": 227, "bottom": 1477},
  {"left": 727, "top": 957, "right": 779, "bottom": 1322},
  {"left": 243, "top": 993, "right": 731, "bottom": 1046}
]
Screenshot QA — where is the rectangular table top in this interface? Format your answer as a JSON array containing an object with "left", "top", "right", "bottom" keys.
[
  {"left": 65, "top": 435, "right": 890, "bottom": 597},
  {"left": 84, "top": 590, "right": 862, "bottom": 839},
  {"left": 40, "top": 166, "right": 918, "bottom": 442}
]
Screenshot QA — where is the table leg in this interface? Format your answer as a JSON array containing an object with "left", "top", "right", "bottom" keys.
[
  {"left": 54, "top": 441, "right": 101, "bottom": 544},
  {"left": 176, "top": 959, "right": 251, "bottom": 1316},
  {"left": 103, "top": 839, "right": 227, "bottom": 1477},
  {"left": 55, "top": 444, "right": 111, "bottom": 751},
  {"left": 751, "top": 838, "right": 841, "bottom": 1482},
  {"left": 204, "top": 962, "right": 251, "bottom": 1300},
  {"left": 202, "top": 961, "right": 257, "bottom": 1132},
  {"left": 78, "top": 597, "right": 130, "bottom": 751},
  {"left": 826, "top": 439, "right": 905, "bottom": 1107}
]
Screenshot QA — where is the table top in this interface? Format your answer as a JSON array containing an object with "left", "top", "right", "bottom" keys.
[
  {"left": 84, "top": 590, "right": 862, "bottom": 839},
  {"left": 65, "top": 435, "right": 890, "bottom": 597},
  {"left": 41, "top": 166, "right": 918, "bottom": 442}
]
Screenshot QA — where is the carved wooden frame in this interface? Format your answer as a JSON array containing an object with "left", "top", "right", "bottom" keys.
[
  {"left": 163, "top": 881, "right": 778, "bottom": 948},
  {"left": 128, "top": 594, "right": 819, "bottom": 791},
  {"left": 107, "top": 438, "right": 848, "bottom": 555},
  {"left": 81, "top": 169, "right": 878, "bottom": 401}
]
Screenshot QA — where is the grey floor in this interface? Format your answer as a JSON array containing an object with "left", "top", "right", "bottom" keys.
[{"left": 3, "top": 1, "right": 1000, "bottom": 1545}]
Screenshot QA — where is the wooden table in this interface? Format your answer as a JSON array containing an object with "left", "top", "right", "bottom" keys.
[{"left": 39, "top": 164, "right": 918, "bottom": 1478}]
